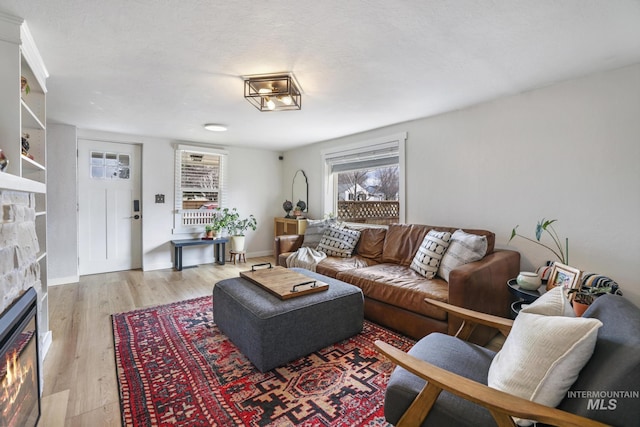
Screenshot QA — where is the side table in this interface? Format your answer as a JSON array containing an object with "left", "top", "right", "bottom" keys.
[
  {"left": 229, "top": 250, "right": 246, "bottom": 264},
  {"left": 506, "top": 279, "right": 547, "bottom": 318},
  {"left": 170, "top": 238, "right": 229, "bottom": 271}
]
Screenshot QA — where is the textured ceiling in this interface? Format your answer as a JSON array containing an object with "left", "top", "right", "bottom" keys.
[{"left": 1, "top": 0, "right": 640, "bottom": 150}]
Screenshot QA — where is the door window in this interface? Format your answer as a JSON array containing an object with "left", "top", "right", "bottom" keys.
[{"left": 91, "top": 151, "right": 131, "bottom": 180}]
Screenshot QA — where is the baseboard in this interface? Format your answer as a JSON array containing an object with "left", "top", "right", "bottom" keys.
[
  {"left": 247, "top": 250, "right": 274, "bottom": 258},
  {"left": 142, "top": 262, "right": 174, "bottom": 272},
  {"left": 48, "top": 275, "right": 79, "bottom": 286}
]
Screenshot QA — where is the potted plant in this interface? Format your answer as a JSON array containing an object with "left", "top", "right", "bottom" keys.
[
  {"left": 227, "top": 211, "right": 257, "bottom": 252},
  {"left": 206, "top": 207, "right": 237, "bottom": 238},
  {"left": 204, "top": 224, "right": 216, "bottom": 238},
  {"left": 568, "top": 284, "right": 622, "bottom": 316},
  {"left": 509, "top": 218, "right": 569, "bottom": 264}
]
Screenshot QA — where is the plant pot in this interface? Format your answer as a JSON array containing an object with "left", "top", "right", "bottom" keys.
[
  {"left": 573, "top": 301, "right": 590, "bottom": 317},
  {"left": 230, "top": 235, "right": 245, "bottom": 252},
  {"left": 205, "top": 230, "right": 214, "bottom": 238}
]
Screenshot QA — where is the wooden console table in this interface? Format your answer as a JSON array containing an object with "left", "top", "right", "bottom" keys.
[
  {"left": 171, "top": 238, "right": 229, "bottom": 271},
  {"left": 274, "top": 217, "right": 307, "bottom": 237}
]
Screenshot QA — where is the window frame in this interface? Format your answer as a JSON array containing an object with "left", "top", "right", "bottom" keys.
[
  {"left": 173, "top": 144, "right": 228, "bottom": 234},
  {"left": 321, "top": 132, "right": 406, "bottom": 223}
]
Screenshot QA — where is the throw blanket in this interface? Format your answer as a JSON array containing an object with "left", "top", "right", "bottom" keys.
[{"left": 286, "top": 247, "right": 327, "bottom": 272}]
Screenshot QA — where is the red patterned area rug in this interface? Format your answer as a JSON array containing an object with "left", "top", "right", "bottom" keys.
[{"left": 112, "top": 296, "right": 415, "bottom": 426}]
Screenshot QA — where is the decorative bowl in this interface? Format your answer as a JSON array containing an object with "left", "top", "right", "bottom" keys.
[{"left": 516, "top": 272, "right": 542, "bottom": 290}]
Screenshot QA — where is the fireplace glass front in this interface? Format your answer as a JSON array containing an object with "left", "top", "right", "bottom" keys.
[{"left": 0, "top": 287, "right": 40, "bottom": 427}]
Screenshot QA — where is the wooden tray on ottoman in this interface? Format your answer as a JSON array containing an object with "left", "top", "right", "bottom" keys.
[{"left": 240, "top": 264, "right": 328, "bottom": 300}]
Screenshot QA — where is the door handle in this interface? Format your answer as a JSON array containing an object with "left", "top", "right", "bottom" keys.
[{"left": 127, "top": 214, "right": 141, "bottom": 219}]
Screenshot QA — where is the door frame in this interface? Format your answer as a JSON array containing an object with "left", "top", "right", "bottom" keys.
[{"left": 77, "top": 137, "right": 143, "bottom": 275}]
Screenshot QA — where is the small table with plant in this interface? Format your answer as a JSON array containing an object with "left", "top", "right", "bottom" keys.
[{"left": 171, "top": 237, "right": 229, "bottom": 271}]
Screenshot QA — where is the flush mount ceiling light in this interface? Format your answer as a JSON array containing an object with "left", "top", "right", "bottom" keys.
[
  {"left": 243, "top": 73, "right": 302, "bottom": 111},
  {"left": 204, "top": 123, "right": 228, "bottom": 132}
]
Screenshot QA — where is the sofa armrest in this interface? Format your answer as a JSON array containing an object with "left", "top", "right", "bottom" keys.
[
  {"left": 447, "top": 250, "right": 520, "bottom": 335},
  {"left": 274, "top": 235, "right": 304, "bottom": 261}
]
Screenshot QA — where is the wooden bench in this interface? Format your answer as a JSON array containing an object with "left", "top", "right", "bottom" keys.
[{"left": 170, "top": 238, "right": 229, "bottom": 271}]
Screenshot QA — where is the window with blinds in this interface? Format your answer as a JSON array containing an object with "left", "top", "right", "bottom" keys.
[
  {"left": 179, "top": 151, "right": 220, "bottom": 209},
  {"left": 322, "top": 133, "right": 406, "bottom": 224},
  {"left": 174, "top": 145, "right": 228, "bottom": 231}
]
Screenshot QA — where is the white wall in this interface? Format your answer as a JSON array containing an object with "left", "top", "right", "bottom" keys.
[
  {"left": 283, "top": 64, "right": 640, "bottom": 307},
  {"left": 71, "top": 130, "right": 283, "bottom": 273},
  {"left": 47, "top": 123, "right": 78, "bottom": 285}
]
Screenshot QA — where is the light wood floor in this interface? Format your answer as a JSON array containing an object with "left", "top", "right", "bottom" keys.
[
  {"left": 39, "top": 256, "right": 275, "bottom": 427},
  {"left": 38, "top": 256, "right": 504, "bottom": 426}
]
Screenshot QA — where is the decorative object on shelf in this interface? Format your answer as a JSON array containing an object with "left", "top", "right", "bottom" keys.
[
  {"left": 536, "top": 261, "right": 555, "bottom": 281},
  {"left": 20, "top": 76, "right": 30, "bottom": 95},
  {"left": 21, "top": 132, "right": 30, "bottom": 156},
  {"left": 204, "top": 224, "right": 216, "bottom": 239},
  {"left": 244, "top": 73, "right": 302, "bottom": 111},
  {"left": 569, "top": 274, "right": 623, "bottom": 316},
  {"left": 509, "top": 218, "right": 569, "bottom": 264},
  {"left": 282, "top": 200, "right": 293, "bottom": 218},
  {"left": 516, "top": 271, "right": 542, "bottom": 290},
  {"left": 0, "top": 149, "right": 7, "bottom": 172},
  {"left": 546, "top": 262, "right": 581, "bottom": 297},
  {"left": 294, "top": 200, "right": 306, "bottom": 217},
  {"left": 293, "top": 200, "right": 304, "bottom": 217}
]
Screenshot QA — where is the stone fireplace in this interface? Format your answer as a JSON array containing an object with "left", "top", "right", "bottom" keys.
[{"left": 0, "top": 186, "right": 46, "bottom": 425}]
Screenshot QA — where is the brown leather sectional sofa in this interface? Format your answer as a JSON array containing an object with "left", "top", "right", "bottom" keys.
[{"left": 275, "top": 223, "right": 520, "bottom": 344}]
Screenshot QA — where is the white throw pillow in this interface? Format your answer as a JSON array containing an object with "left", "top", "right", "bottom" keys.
[
  {"left": 437, "top": 229, "right": 487, "bottom": 281},
  {"left": 316, "top": 224, "right": 361, "bottom": 257},
  {"left": 521, "top": 285, "right": 575, "bottom": 317},
  {"left": 487, "top": 312, "right": 602, "bottom": 409},
  {"left": 301, "top": 219, "right": 336, "bottom": 249},
  {"left": 410, "top": 230, "right": 452, "bottom": 279}
]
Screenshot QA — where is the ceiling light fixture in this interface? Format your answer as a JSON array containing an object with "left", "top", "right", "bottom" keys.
[
  {"left": 244, "top": 73, "right": 302, "bottom": 111},
  {"left": 204, "top": 123, "right": 228, "bottom": 132}
]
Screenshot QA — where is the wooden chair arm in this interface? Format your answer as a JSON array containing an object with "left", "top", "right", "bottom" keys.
[
  {"left": 425, "top": 298, "right": 513, "bottom": 340},
  {"left": 375, "top": 340, "right": 609, "bottom": 427}
]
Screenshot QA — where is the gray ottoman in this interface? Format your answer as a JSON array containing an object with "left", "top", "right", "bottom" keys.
[{"left": 213, "top": 268, "right": 364, "bottom": 372}]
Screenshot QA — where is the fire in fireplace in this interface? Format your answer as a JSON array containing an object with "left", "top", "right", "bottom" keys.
[{"left": 0, "top": 287, "right": 40, "bottom": 427}]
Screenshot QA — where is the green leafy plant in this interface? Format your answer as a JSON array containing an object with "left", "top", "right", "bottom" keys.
[
  {"left": 209, "top": 207, "right": 238, "bottom": 233},
  {"left": 509, "top": 218, "right": 568, "bottom": 264},
  {"left": 568, "top": 284, "right": 622, "bottom": 305},
  {"left": 226, "top": 209, "right": 257, "bottom": 236}
]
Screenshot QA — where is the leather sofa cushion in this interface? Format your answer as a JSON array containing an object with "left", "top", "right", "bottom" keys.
[
  {"left": 354, "top": 227, "right": 387, "bottom": 261},
  {"left": 315, "top": 255, "right": 379, "bottom": 278},
  {"left": 381, "top": 224, "right": 495, "bottom": 266},
  {"left": 337, "top": 264, "right": 449, "bottom": 320},
  {"left": 381, "top": 224, "right": 430, "bottom": 265}
]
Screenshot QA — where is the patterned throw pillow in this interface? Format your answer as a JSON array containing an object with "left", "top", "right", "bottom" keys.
[
  {"left": 437, "top": 229, "right": 487, "bottom": 282},
  {"left": 410, "top": 230, "right": 452, "bottom": 279},
  {"left": 317, "top": 224, "right": 361, "bottom": 257},
  {"left": 301, "top": 219, "right": 336, "bottom": 249}
]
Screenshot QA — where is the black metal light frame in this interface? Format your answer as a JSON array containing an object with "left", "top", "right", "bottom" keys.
[{"left": 244, "top": 73, "right": 302, "bottom": 111}]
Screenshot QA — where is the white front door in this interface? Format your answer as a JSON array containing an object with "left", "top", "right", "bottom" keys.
[{"left": 78, "top": 139, "right": 142, "bottom": 275}]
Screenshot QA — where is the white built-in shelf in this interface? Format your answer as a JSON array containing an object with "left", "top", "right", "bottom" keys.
[
  {"left": 0, "top": 173, "right": 46, "bottom": 193},
  {"left": 21, "top": 99, "right": 45, "bottom": 130},
  {"left": 21, "top": 154, "right": 46, "bottom": 172}
]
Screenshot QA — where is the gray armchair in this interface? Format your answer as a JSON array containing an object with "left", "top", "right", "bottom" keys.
[{"left": 376, "top": 294, "right": 640, "bottom": 427}]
